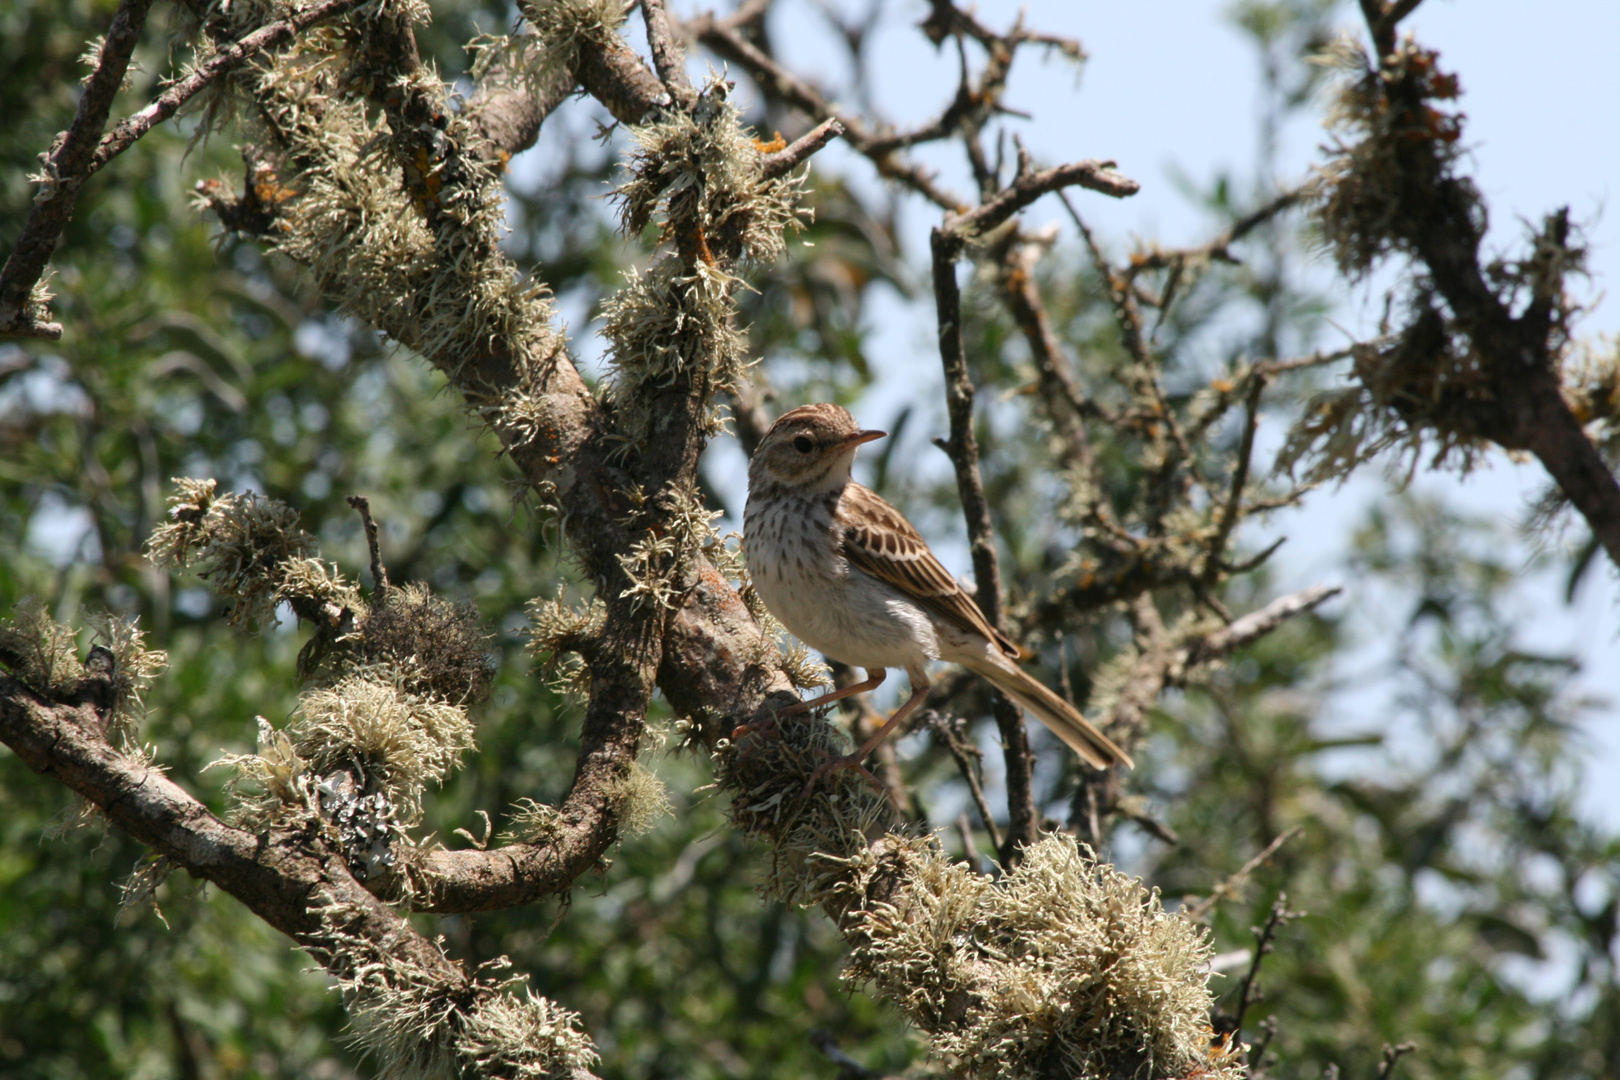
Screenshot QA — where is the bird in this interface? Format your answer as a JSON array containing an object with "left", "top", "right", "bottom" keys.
[{"left": 743, "top": 402, "right": 1132, "bottom": 775}]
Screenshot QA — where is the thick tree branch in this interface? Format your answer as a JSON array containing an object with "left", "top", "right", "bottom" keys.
[
  {"left": 1323, "top": 8, "right": 1620, "bottom": 569},
  {"left": 0, "top": 0, "right": 154, "bottom": 338},
  {"left": 0, "top": 670, "right": 603, "bottom": 1079}
]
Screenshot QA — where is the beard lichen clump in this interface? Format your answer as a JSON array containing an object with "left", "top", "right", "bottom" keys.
[
  {"left": 214, "top": 675, "right": 475, "bottom": 837},
  {"left": 600, "top": 78, "right": 809, "bottom": 429},
  {"left": 0, "top": 598, "right": 168, "bottom": 767},
  {"left": 315, "top": 892, "right": 599, "bottom": 1080},
  {"left": 358, "top": 583, "right": 496, "bottom": 705},
  {"left": 718, "top": 717, "right": 1238, "bottom": 1080},
  {"left": 145, "top": 477, "right": 359, "bottom": 631},
  {"left": 1313, "top": 32, "right": 1471, "bottom": 279},
  {"left": 846, "top": 834, "right": 1242, "bottom": 1080}
]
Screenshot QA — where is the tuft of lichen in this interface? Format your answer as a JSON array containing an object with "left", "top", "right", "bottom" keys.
[
  {"left": 600, "top": 77, "right": 809, "bottom": 447},
  {"left": 717, "top": 716, "right": 1239, "bottom": 1080},
  {"left": 1313, "top": 32, "right": 1470, "bottom": 279},
  {"left": 0, "top": 599, "right": 168, "bottom": 756},
  {"left": 526, "top": 587, "right": 606, "bottom": 705},
  {"left": 146, "top": 478, "right": 358, "bottom": 632},
  {"left": 0, "top": 597, "right": 92, "bottom": 700},
  {"left": 715, "top": 714, "right": 896, "bottom": 909},
  {"left": 313, "top": 893, "right": 598, "bottom": 1080},
  {"left": 500, "top": 797, "right": 565, "bottom": 846},
  {"left": 358, "top": 583, "right": 496, "bottom": 705},
  {"left": 212, "top": 675, "right": 473, "bottom": 838},
  {"left": 456, "top": 981, "right": 600, "bottom": 1080},
  {"left": 607, "top": 758, "right": 672, "bottom": 839},
  {"left": 294, "top": 676, "right": 474, "bottom": 823},
  {"left": 846, "top": 834, "right": 1243, "bottom": 1080}
]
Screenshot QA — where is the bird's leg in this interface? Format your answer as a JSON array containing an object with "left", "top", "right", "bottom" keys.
[
  {"left": 804, "top": 668, "right": 929, "bottom": 795},
  {"left": 731, "top": 668, "right": 886, "bottom": 740},
  {"left": 781, "top": 667, "right": 886, "bottom": 716}
]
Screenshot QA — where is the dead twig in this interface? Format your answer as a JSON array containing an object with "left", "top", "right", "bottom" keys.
[
  {"left": 1376, "top": 1042, "right": 1419, "bottom": 1080},
  {"left": 346, "top": 495, "right": 390, "bottom": 594},
  {"left": 1185, "top": 827, "right": 1303, "bottom": 923},
  {"left": 1213, "top": 893, "right": 1302, "bottom": 1049},
  {"left": 927, "top": 710, "right": 1003, "bottom": 853}
]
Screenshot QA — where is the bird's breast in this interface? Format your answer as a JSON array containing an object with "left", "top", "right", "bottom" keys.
[{"left": 744, "top": 488, "right": 937, "bottom": 670}]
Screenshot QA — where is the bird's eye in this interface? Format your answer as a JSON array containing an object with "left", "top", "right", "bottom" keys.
[{"left": 792, "top": 435, "right": 814, "bottom": 453}]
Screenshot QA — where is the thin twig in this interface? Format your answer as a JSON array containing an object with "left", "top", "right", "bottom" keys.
[
  {"left": 809, "top": 1029, "right": 884, "bottom": 1080},
  {"left": 929, "top": 223, "right": 1039, "bottom": 860},
  {"left": 1202, "top": 372, "right": 1268, "bottom": 587},
  {"left": 947, "top": 159, "right": 1137, "bottom": 242},
  {"left": 688, "top": 11, "right": 968, "bottom": 210},
  {"left": 1185, "top": 827, "right": 1303, "bottom": 922},
  {"left": 927, "top": 710, "right": 1003, "bottom": 852},
  {"left": 759, "top": 117, "right": 844, "bottom": 179},
  {"left": 0, "top": 0, "right": 155, "bottom": 337},
  {"left": 1376, "top": 1042, "right": 1419, "bottom": 1080},
  {"left": 1185, "top": 585, "right": 1342, "bottom": 666},
  {"left": 346, "top": 495, "right": 390, "bottom": 594},
  {"left": 1215, "top": 893, "right": 1301, "bottom": 1043},
  {"left": 956, "top": 812, "right": 984, "bottom": 870}
]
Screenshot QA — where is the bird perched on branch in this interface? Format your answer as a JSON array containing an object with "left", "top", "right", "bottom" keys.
[{"left": 744, "top": 402, "right": 1132, "bottom": 774}]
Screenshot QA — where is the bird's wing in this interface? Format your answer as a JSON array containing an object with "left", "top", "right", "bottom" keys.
[{"left": 839, "top": 483, "right": 1020, "bottom": 658}]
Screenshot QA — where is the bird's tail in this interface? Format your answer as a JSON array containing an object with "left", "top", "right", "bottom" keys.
[{"left": 960, "top": 653, "right": 1133, "bottom": 770}]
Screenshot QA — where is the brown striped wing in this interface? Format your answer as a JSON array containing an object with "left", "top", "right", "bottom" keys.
[{"left": 839, "top": 484, "right": 1020, "bottom": 658}]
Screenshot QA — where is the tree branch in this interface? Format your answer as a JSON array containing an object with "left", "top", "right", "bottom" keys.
[
  {"left": 759, "top": 117, "right": 844, "bottom": 179},
  {"left": 929, "top": 224, "right": 1039, "bottom": 860},
  {"left": 0, "top": 670, "right": 604, "bottom": 1079},
  {"left": 87, "top": 0, "right": 368, "bottom": 179},
  {"left": 640, "top": 0, "right": 696, "bottom": 107},
  {"left": 0, "top": 0, "right": 154, "bottom": 338},
  {"left": 945, "top": 158, "right": 1139, "bottom": 240}
]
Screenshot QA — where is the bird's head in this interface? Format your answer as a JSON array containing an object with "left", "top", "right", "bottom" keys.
[{"left": 749, "top": 403, "right": 885, "bottom": 494}]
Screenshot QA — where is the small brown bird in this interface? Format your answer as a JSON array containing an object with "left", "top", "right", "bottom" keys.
[{"left": 744, "top": 402, "right": 1132, "bottom": 772}]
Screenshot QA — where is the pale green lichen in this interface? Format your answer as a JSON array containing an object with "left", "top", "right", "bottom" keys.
[
  {"left": 211, "top": 675, "right": 473, "bottom": 834},
  {"left": 608, "top": 758, "right": 672, "bottom": 839},
  {"left": 500, "top": 797, "right": 564, "bottom": 846},
  {"left": 845, "top": 834, "right": 1242, "bottom": 1080},
  {"left": 313, "top": 893, "right": 598, "bottom": 1080},
  {"left": 146, "top": 478, "right": 357, "bottom": 631},
  {"left": 0, "top": 599, "right": 168, "bottom": 758},
  {"left": 600, "top": 77, "right": 809, "bottom": 433},
  {"left": 717, "top": 708, "right": 1239, "bottom": 1080},
  {"left": 526, "top": 587, "right": 606, "bottom": 705}
]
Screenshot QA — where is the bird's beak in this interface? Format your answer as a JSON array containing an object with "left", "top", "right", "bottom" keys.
[{"left": 840, "top": 429, "right": 886, "bottom": 448}]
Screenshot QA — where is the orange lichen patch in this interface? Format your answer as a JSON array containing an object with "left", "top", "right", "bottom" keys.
[
  {"left": 1210, "top": 378, "right": 1234, "bottom": 393},
  {"left": 405, "top": 144, "right": 445, "bottom": 214},
  {"left": 252, "top": 170, "right": 298, "bottom": 206},
  {"left": 752, "top": 131, "right": 788, "bottom": 154}
]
